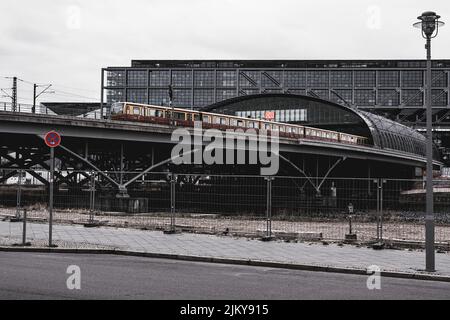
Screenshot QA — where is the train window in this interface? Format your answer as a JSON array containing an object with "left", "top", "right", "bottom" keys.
[
  {"left": 280, "top": 126, "right": 285, "bottom": 132},
  {"left": 133, "top": 107, "right": 140, "bottom": 115},
  {"left": 285, "top": 111, "right": 291, "bottom": 122},
  {"left": 237, "top": 120, "right": 244, "bottom": 127},
  {"left": 230, "top": 119, "right": 237, "bottom": 126},
  {"left": 273, "top": 125, "right": 279, "bottom": 131},
  {"left": 111, "top": 103, "right": 124, "bottom": 114},
  {"left": 148, "top": 109, "right": 156, "bottom": 117},
  {"left": 264, "top": 123, "right": 271, "bottom": 130},
  {"left": 194, "top": 114, "right": 201, "bottom": 121},
  {"left": 220, "top": 118, "right": 227, "bottom": 125},
  {"left": 174, "top": 112, "right": 186, "bottom": 120},
  {"left": 203, "top": 115, "right": 210, "bottom": 123},
  {"left": 248, "top": 122, "right": 256, "bottom": 128}
]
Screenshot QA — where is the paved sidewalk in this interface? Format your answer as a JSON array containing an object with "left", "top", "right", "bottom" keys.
[{"left": 1, "top": 221, "right": 450, "bottom": 277}]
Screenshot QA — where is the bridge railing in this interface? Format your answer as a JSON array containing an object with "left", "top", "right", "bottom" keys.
[
  {"left": 0, "top": 102, "right": 104, "bottom": 120},
  {"left": 1, "top": 169, "right": 450, "bottom": 250}
]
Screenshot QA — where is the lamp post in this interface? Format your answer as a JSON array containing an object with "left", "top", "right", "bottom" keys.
[
  {"left": 168, "top": 84, "right": 174, "bottom": 126},
  {"left": 413, "top": 11, "right": 445, "bottom": 272}
]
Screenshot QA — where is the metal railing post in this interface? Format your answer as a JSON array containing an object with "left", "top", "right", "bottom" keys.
[
  {"left": 380, "top": 179, "right": 386, "bottom": 241},
  {"left": 16, "top": 169, "right": 22, "bottom": 220},
  {"left": 22, "top": 209, "right": 27, "bottom": 246},
  {"left": 374, "top": 179, "right": 380, "bottom": 240},
  {"left": 164, "top": 173, "right": 177, "bottom": 234},
  {"left": 263, "top": 177, "right": 274, "bottom": 241},
  {"left": 89, "top": 172, "right": 96, "bottom": 224}
]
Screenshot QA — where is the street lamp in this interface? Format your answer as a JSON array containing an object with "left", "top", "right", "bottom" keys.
[
  {"left": 168, "top": 84, "right": 174, "bottom": 126},
  {"left": 413, "top": 11, "right": 445, "bottom": 272}
]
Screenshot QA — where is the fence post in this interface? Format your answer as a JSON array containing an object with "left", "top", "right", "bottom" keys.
[
  {"left": 165, "top": 173, "right": 178, "bottom": 234},
  {"left": 22, "top": 208, "right": 29, "bottom": 246},
  {"left": 16, "top": 169, "right": 22, "bottom": 220},
  {"left": 84, "top": 171, "right": 100, "bottom": 228},
  {"left": 380, "top": 179, "right": 386, "bottom": 241},
  {"left": 89, "top": 172, "right": 96, "bottom": 224},
  {"left": 262, "top": 177, "right": 274, "bottom": 241},
  {"left": 374, "top": 179, "right": 380, "bottom": 240},
  {"left": 374, "top": 178, "right": 386, "bottom": 243}
]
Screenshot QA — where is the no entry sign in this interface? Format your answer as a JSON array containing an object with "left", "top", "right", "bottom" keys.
[{"left": 44, "top": 131, "right": 61, "bottom": 148}]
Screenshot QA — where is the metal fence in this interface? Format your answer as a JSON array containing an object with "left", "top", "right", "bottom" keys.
[
  {"left": 1, "top": 169, "right": 450, "bottom": 249},
  {"left": 0, "top": 102, "right": 103, "bottom": 119}
]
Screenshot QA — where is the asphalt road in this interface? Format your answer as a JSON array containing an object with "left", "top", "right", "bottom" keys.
[{"left": 1, "top": 252, "right": 450, "bottom": 300}]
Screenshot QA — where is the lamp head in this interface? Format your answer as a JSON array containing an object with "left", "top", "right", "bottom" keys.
[{"left": 413, "top": 11, "right": 445, "bottom": 38}]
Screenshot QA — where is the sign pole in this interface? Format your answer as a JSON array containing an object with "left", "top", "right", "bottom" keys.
[
  {"left": 49, "top": 146, "right": 54, "bottom": 247},
  {"left": 44, "top": 131, "right": 61, "bottom": 248}
]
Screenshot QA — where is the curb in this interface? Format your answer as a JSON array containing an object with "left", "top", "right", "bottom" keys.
[{"left": 1, "top": 246, "right": 450, "bottom": 283}]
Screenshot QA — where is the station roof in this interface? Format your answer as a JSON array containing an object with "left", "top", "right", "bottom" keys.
[
  {"left": 41, "top": 102, "right": 101, "bottom": 116},
  {"left": 200, "top": 93, "right": 439, "bottom": 160}
]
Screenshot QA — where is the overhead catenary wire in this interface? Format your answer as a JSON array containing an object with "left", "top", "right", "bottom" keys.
[{"left": 1, "top": 76, "right": 99, "bottom": 103}]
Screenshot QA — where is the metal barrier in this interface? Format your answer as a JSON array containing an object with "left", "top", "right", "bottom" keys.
[
  {"left": 0, "top": 102, "right": 103, "bottom": 119},
  {"left": 1, "top": 169, "right": 450, "bottom": 248}
]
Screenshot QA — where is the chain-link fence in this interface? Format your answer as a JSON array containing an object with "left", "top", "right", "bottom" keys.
[{"left": 1, "top": 168, "right": 450, "bottom": 249}]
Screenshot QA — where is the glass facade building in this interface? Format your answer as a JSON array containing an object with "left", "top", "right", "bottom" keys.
[
  {"left": 102, "top": 60, "right": 450, "bottom": 109},
  {"left": 101, "top": 60, "right": 450, "bottom": 164}
]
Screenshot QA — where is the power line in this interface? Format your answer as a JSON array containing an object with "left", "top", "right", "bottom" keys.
[
  {"left": 51, "top": 89, "right": 98, "bottom": 100},
  {"left": 11, "top": 76, "right": 98, "bottom": 94},
  {"left": 14, "top": 77, "right": 98, "bottom": 100},
  {"left": 51, "top": 84, "right": 98, "bottom": 94}
]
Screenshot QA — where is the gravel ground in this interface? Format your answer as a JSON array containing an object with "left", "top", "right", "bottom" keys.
[{"left": 2, "top": 207, "right": 450, "bottom": 244}]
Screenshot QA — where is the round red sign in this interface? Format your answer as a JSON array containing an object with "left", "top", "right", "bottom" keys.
[{"left": 45, "top": 131, "right": 61, "bottom": 148}]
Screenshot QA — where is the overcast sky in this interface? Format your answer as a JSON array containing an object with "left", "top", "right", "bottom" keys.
[{"left": 0, "top": 0, "right": 449, "bottom": 104}]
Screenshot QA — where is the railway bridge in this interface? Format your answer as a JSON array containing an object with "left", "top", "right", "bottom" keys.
[{"left": 0, "top": 94, "right": 443, "bottom": 211}]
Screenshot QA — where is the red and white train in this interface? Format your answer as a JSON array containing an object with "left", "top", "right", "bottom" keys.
[{"left": 110, "top": 102, "right": 368, "bottom": 145}]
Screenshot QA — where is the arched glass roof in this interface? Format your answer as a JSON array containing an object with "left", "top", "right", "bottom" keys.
[{"left": 201, "top": 93, "right": 439, "bottom": 160}]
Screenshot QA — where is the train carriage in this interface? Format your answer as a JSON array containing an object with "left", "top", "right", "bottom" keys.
[{"left": 109, "top": 102, "right": 368, "bottom": 146}]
